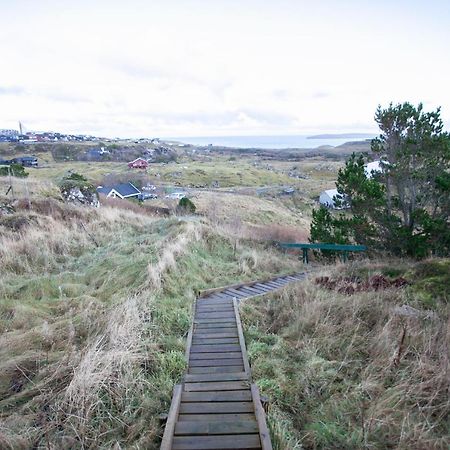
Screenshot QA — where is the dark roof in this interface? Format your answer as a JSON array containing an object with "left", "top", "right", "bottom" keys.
[
  {"left": 13, "top": 156, "right": 38, "bottom": 161},
  {"left": 97, "top": 182, "right": 141, "bottom": 197}
]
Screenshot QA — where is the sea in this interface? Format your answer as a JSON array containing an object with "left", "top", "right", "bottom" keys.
[{"left": 168, "top": 134, "right": 376, "bottom": 150}]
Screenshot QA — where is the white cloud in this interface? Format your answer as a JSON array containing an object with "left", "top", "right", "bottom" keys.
[{"left": 0, "top": 0, "right": 449, "bottom": 137}]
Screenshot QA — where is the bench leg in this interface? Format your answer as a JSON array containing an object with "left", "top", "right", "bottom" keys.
[{"left": 302, "top": 248, "right": 309, "bottom": 264}]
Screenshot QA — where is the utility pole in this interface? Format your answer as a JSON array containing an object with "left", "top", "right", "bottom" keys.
[{"left": 8, "top": 165, "right": 15, "bottom": 199}]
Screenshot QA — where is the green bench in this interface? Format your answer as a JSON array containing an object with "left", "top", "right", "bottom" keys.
[{"left": 279, "top": 242, "right": 367, "bottom": 263}]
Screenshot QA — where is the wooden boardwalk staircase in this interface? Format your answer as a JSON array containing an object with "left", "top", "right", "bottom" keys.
[{"left": 161, "top": 272, "right": 305, "bottom": 450}]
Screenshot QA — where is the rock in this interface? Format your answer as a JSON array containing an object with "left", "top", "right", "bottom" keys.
[{"left": 61, "top": 187, "right": 99, "bottom": 207}]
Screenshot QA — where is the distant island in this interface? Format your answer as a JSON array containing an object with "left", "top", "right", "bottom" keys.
[{"left": 307, "top": 133, "right": 376, "bottom": 139}]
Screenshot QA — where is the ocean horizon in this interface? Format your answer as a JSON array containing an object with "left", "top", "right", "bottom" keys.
[{"left": 168, "top": 134, "right": 376, "bottom": 149}]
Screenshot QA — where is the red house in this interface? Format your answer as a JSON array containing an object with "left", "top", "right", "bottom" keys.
[{"left": 128, "top": 158, "right": 149, "bottom": 169}]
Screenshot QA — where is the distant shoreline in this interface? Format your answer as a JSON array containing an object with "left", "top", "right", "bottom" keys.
[{"left": 167, "top": 134, "right": 375, "bottom": 150}]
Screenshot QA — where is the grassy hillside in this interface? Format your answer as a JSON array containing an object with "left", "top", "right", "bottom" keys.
[
  {"left": 241, "top": 259, "right": 449, "bottom": 449},
  {"left": 0, "top": 197, "right": 301, "bottom": 449}
]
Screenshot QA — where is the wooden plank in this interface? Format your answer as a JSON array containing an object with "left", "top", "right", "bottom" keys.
[
  {"left": 239, "top": 285, "right": 266, "bottom": 295},
  {"left": 253, "top": 283, "right": 273, "bottom": 292},
  {"left": 196, "top": 312, "right": 236, "bottom": 319},
  {"left": 185, "top": 304, "right": 195, "bottom": 364},
  {"left": 233, "top": 298, "right": 252, "bottom": 377},
  {"left": 223, "top": 288, "right": 248, "bottom": 298},
  {"left": 236, "top": 287, "right": 259, "bottom": 296},
  {"left": 193, "top": 330, "right": 239, "bottom": 336},
  {"left": 160, "top": 384, "right": 182, "bottom": 450},
  {"left": 179, "top": 401, "right": 254, "bottom": 413},
  {"left": 197, "top": 272, "right": 302, "bottom": 298},
  {"left": 184, "top": 372, "right": 247, "bottom": 383},
  {"left": 195, "top": 322, "right": 237, "bottom": 329},
  {"left": 251, "top": 384, "right": 272, "bottom": 450},
  {"left": 189, "top": 365, "right": 244, "bottom": 374},
  {"left": 189, "top": 351, "right": 242, "bottom": 360},
  {"left": 195, "top": 318, "right": 238, "bottom": 324},
  {"left": 184, "top": 381, "right": 250, "bottom": 392},
  {"left": 181, "top": 390, "right": 252, "bottom": 402},
  {"left": 177, "top": 413, "right": 255, "bottom": 422},
  {"left": 189, "top": 358, "right": 243, "bottom": 367},
  {"left": 214, "top": 292, "right": 235, "bottom": 300},
  {"left": 193, "top": 332, "right": 238, "bottom": 339},
  {"left": 175, "top": 420, "right": 258, "bottom": 435},
  {"left": 263, "top": 281, "right": 283, "bottom": 289},
  {"left": 192, "top": 338, "right": 239, "bottom": 345},
  {"left": 190, "top": 344, "right": 241, "bottom": 353},
  {"left": 172, "top": 434, "right": 261, "bottom": 449},
  {"left": 196, "top": 306, "right": 234, "bottom": 313}
]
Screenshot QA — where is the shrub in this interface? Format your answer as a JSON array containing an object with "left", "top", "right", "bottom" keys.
[
  {"left": 0, "top": 163, "right": 28, "bottom": 178},
  {"left": 177, "top": 197, "right": 196, "bottom": 214}
]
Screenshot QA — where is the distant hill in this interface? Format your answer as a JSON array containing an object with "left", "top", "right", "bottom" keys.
[{"left": 308, "top": 133, "right": 377, "bottom": 140}]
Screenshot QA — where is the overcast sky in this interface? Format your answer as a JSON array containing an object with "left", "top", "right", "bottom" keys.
[{"left": 0, "top": 0, "right": 449, "bottom": 138}]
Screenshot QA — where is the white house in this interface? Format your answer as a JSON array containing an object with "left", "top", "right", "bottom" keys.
[
  {"left": 364, "top": 160, "right": 383, "bottom": 178},
  {"left": 319, "top": 189, "right": 340, "bottom": 208},
  {"left": 97, "top": 182, "right": 141, "bottom": 199}
]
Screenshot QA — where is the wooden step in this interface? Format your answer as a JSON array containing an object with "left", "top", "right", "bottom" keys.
[
  {"left": 179, "top": 401, "right": 254, "bottom": 413},
  {"left": 184, "top": 381, "right": 250, "bottom": 392},
  {"left": 172, "top": 433, "right": 261, "bottom": 449},
  {"left": 177, "top": 413, "right": 255, "bottom": 422},
  {"left": 174, "top": 420, "right": 259, "bottom": 435},
  {"left": 184, "top": 372, "right": 247, "bottom": 383},
  {"left": 181, "top": 390, "right": 252, "bottom": 402},
  {"left": 189, "top": 352, "right": 242, "bottom": 360},
  {"left": 189, "top": 359, "right": 243, "bottom": 367},
  {"left": 189, "top": 365, "right": 244, "bottom": 374}
]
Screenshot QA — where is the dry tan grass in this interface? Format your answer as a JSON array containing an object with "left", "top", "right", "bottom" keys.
[
  {"left": 242, "top": 261, "right": 450, "bottom": 449},
  {"left": 193, "top": 191, "right": 310, "bottom": 227}
]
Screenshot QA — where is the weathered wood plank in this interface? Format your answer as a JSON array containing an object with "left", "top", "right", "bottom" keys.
[
  {"left": 239, "top": 286, "right": 266, "bottom": 295},
  {"left": 192, "top": 338, "right": 240, "bottom": 345},
  {"left": 179, "top": 401, "right": 254, "bottom": 413},
  {"left": 184, "top": 381, "right": 250, "bottom": 392},
  {"left": 194, "top": 322, "right": 237, "bottom": 329},
  {"left": 195, "top": 318, "right": 238, "bottom": 324},
  {"left": 233, "top": 298, "right": 252, "bottom": 377},
  {"left": 251, "top": 384, "right": 272, "bottom": 450},
  {"left": 264, "top": 281, "right": 283, "bottom": 288},
  {"left": 253, "top": 283, "right": 273, "bottom": 292},
  {"left": 172, "top": 434, "right": 261, "bottom": 449},
  {"left": 177, "top": 413, "right": 255, "bottom": 422},
  {"left": 184, "top": 372, "right": 247, "bottom": 383},
  {"left": 236, "top": 287, "right": 259, "bottom": 296},
  {"left": 193, "top": 332, "right": 238, "bottom": 339},
  {"left": 175, "top": 420, "right": 258, "bottom": 436},
  {"left": 222, "top": 288, "right": 248, "bottom": 298},
  {"left": 189, "top": 365, "right": 244, "bottom": 374},
  {"left": 196, "top": 307, "right": 234, "bottom": 313},
  {"left": 160, "top": 384, "right": 182, "bottom": 450},
  {"left": 181, "top": 390, "right": 252, "bottom": 402},
  {"left": 196, "top": 312, "right": 236, "bottom": 319},
  {"left": 190, "top": 344, "right": 241, "bottom": 353},
  {"left": 189, "top": 359, "right": 243, "bottom": 368},
  {"left": 189, "top": 352, "right": 242, "bottom": 360}
]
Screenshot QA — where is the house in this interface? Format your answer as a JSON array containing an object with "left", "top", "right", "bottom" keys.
[
  {"left": 97, "top": 182, "right": 141, "bottom": 199},
  {"left": 128, "top": 158, "right": 149, "bottom": 169},
  {"left": 11, "top": 156, "right": 38, "bottom": 167},
  {"left": 319, "top": 189, "right": 342, "bottom": 208},
  {"left": 364, "top": 160, "right": 383, "bottom": 178}
]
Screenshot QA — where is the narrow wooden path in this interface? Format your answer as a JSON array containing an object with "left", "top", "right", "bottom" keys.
[{"left": 161, "top": 272, "right": 305, "bottom": 450}]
